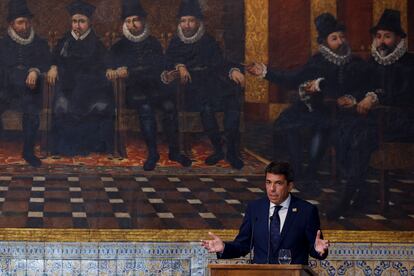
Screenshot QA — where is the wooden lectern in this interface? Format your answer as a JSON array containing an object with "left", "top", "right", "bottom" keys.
[{"left": 208, "top": 264, "right": 316, "bottom": 276}]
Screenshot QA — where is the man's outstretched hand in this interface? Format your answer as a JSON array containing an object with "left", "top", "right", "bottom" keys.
[
  {"left": 314, "top": 230, "right": 329, "bottom": 256},
  {"left": 201, "top": 232, "right": 225, "bottom": 253}
]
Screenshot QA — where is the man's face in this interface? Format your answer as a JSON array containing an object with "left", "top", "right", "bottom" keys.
[
  {"left": 374, "top": 30, "right": 400, "bottom": 57},
  {"left": 10, "top": 17, "right": 32, "bottom": 38},
  {"left": 325, "top": 31, "right": 348, "bottom": 55},
  {"left": 179, "top": 16, "right": 200, "bottom": 37},
  {"left": 71, "top": 14, "right": 90, "bottom": 36},
  {"left": 265, "top": 173, "right": 293, "bottom": 205},
  {"left": 125, "top": 15, "right": 145, "bottom": 35}
]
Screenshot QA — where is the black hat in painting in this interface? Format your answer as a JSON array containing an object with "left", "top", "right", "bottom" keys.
[
  {"left": 315, "top": 13, "right": 346, "bottom": 44},
  {"left": 370, "top": 9, "right": 406, "bottom": 38},
  {"left": 122, "top": 0, "right": 147, "bottom": 19},
  {"left": 67, "top": 0, "right": 96, "bottom": 18},
  {"left": 177, "top": 0, "right": 203, "bottom": 19},
  {"left": 7, "top": 0, "right": 33, "bottom": 22}
]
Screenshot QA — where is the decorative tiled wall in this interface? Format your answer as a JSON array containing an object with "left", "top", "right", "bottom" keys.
[{"left": 0, "top": 242, "right": 413, "bottom": 275}]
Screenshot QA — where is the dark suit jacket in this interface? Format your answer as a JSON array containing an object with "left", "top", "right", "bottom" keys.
[{"left": 219, "top": 195, "right": 328, "bottom": 264}]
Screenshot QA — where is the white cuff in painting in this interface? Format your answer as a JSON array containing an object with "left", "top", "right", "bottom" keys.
[
  {"left": 314, "top": 77, "right": 325, "bottom": 92},
  {"left": 365, "top": 91, "right": 379, "bottom": 104},
  {"left": 175, "top": 64, "right": 186, "bottom": 70},
  {"left": 160, "top": 71, "right": 169, "bottom": 84},
  {"left": 228, "top": 67, "right": 241, "bottom": 79},
  {"left": 259, "top": 63, "right": 267, "bottom": 79}
]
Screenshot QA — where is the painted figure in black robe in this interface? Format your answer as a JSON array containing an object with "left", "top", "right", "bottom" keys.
[
  {"left": 47, "top": 0, "right": 114, "bottom": 156},
  {"left": 0, "top": 0, "right": 51, "bottom": 167},
  {"left": 327, "top": 10, "right": 414, "bottom": 218},
  {"left": 247, "top": 13, "right": 373, "bottom": 190},
  {"left": 106, "top": 0, "right": 191, "bottom": 171},
  {"left": 162, "top": 0, "right": 246, "bottom": 169}
]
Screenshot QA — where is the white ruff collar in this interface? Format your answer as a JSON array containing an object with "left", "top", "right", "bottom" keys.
[
  {"left": 71, "top": 28, "right": 91, "bottom": 41},
  {"left": 177, "top": 22, "right": 205, "bottom": 44},
  {"left": 371, "top": 39, "right": 407, "bottom": 66},
  {"left": 122, "top": 23, "right": 150, "bottom": 43},
  {"left": 319, "top": 44, "right": 352, "bottom": 66},
  {"left": 8, "top": 26, "right": 35, "bottom": 45}
]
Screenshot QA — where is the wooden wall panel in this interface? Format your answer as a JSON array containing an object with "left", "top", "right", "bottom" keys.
[
  {"left": 268, "top": 0, "right": 311, "bottom": 103},
  {"left": 337, "top": 0, "right": 373, "bottom": 57}
]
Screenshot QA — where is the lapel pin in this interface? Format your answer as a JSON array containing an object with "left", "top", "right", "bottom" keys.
[{"left": 292, "top": 208, "right": 297, "bottom": 212}]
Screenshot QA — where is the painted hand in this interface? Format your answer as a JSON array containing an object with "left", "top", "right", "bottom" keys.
[
  {"left": 178, "top": 65, "right": 191, "bottom": 84},
  {"left": 356, "top": 96, "right": 374, "bottom": 115},
  {"left": 117, "top": 67, "right": 129, "bottom": 79},
  {"left": 106, "top": 69, "right": 117, "bottom": 81},
  {"left": 245, "top": 62, "right": 263, "bottom": 76},
  {"left": 47, "top": 66, "right": 58, "bottom": 86},
  {"left": 26, "top": 71, "right": 38, "bottom": 90},
  {"left": 337, "top": 96, "right": 354, "bottom": 108},
  {"left": 231, "top": 70, "right": 245, "bottom": 88}
]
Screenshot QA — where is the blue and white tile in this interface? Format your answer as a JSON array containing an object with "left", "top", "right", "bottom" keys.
[
  {"left": 26, "top": 259, "right": 44, "bottom": 276},
  {"left": 80, "top": 243, "right": 99, "bottom": 260},
  {"left": 9, "top": 259, "right": 26, "bottom": 276},
  {"left": 116, "top": 259, "right": 137, "bottom": 275},
  {"left": 98, "top": 243, "right": 119, "bottom": 260},
  {"left": 80, "top": 260, "right": 99, "bottom": 276},
  {"left": 61, "top": 243, "right": 81, "bottom": 260},
  {"left": 62, "top": 260, "right": 81, "bottom": 276},
  {"left": 44, "top": 260, "right": 62, "bottom": 276},
  {"left": 98, "top": 260, "right": 117, "bottom": 276},
  {"left": 45, "top": 243, "right": 63, "bottom": 259}
]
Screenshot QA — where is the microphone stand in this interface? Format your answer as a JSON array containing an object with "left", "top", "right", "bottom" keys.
[
  {"left": 267, "top": 215, "right": 273, "bottom": 264},
  {"left": 248, "top": 217, "right": 257, "bottom": 264}
]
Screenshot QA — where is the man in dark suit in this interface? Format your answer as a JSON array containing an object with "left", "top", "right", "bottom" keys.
[
  {"left": 0, "top": 0, "right": 51, "bottom": 167},
  {"left": 201, "top": 161, "right": 329, "bottom": 265},
  {"left": 246, "top": 13, "right": 373, "bottom": 187},
  {"left": 47, "top": 0, "right": 114, "bottom": 156},
  {"left": 162, "top": 0, "right": 245, "bottom": 169},
  {"left": 106, "top": 0, "right": 191, "bottom": 171}
]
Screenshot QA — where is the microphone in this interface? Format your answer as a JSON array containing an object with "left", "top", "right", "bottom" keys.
[
  {"left": 267, "top": 215, "right": 273, "bottom": 264},
  {"left": 248, "top": 216, "right": 257, "bottom": 264}
]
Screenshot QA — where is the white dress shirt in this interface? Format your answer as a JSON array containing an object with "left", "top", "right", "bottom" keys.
[{"left": 268, "top": 194, "right": 291, "bottom": 233}]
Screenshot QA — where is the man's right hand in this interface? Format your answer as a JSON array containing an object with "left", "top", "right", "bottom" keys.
[
  {"left": 47, "top": 66, "right": 58, "bottom": 86},
  {"left": 201, "top": 232, "right": 225, "bottom": 253},
  {"left": 178, "top": 65, "right": 191, "bottom": 84}
]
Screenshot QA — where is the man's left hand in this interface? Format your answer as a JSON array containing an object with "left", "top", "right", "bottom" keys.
[
  {"left": 357, "top": 96, "right": 375, "bottom": 115},
  {"left": 314, "top": 230, "right": 329, "bottom": 256},
  {"left": 230, "top": 70, "right": 245, "bottom": 88},
  {"left": 26, "top": 71, "right": 38, "bottom": 90}
]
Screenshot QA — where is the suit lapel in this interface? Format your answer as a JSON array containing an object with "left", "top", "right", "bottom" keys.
[{"left": 279, "top": 195, "right": 298, "bottom": 242}]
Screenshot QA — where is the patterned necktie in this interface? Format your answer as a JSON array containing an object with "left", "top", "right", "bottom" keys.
[{"left": 270, "top": 205, "right": 283, "bottom": 260}]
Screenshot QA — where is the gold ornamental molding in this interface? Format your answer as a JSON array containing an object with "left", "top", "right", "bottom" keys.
[
  {"left": 373, "top": 0, "right": 408, "bottom": 34},
  {"left": 0, "top": 229, "right": 413, "bottom": 243},
  {"left": 310, "top": 0, "right": 337, "bottom": 53},
  {"left": 244, "top": 0, "right": 269, "bottom": 104}
]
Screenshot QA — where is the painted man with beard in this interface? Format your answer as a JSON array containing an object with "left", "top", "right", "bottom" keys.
[
  {"left": 0, "top": 0, "right": 51, "bottom": 167},
  {"left": 326, "top": 10, "right": 414, "bottom": 218},
  {"left": 107, "top": 0, "right": 191, "bottom": 171},
  {"left": 47, "top": 0, "right": 114, "bottom": 156},
  {"left": 162, "top": 0, "right": 246, "bottom": 170},
  {"left": 247, "top": 13, "right": 373, "bottom": 191}
]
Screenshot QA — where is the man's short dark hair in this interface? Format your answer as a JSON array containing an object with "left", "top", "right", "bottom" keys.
[{"left": 265, "top": 161, "right": 294, "bottom": 183}]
